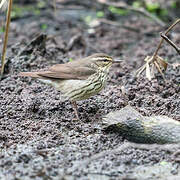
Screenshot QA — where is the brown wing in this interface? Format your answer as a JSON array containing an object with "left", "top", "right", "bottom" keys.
[
  {"left": 19, "top": 54, "right": 103, "bottom": 80},
  {"left": 36, "top": 63, "right": 96, "bottom": 80}
]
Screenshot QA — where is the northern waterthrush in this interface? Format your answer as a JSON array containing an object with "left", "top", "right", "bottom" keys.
[{"left": 19, "top": 53, "right": 121, "bottom": 119}]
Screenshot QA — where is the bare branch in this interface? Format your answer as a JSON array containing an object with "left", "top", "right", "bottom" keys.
[
  {"left": 161, "top": 33, "right": 180, "bottom": 55},
  {"left": 153, "top": 19, "right": 180, "bottom": 60}
]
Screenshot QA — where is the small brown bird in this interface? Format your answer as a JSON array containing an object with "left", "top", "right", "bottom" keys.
[{"left": 19, "top": 53, "right": 121, "bottom": 119}]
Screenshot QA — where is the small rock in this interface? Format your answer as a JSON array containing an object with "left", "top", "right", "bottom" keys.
[{"left": 103, "top": 105, "right": 180, "bottom": 144}]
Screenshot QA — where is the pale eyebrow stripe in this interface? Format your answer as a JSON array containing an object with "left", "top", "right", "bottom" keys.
[{"left": 92, "top": 57, "right": 112, "bottom": 61}]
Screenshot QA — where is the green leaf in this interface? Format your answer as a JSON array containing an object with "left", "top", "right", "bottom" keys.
[
  {"left": 69, "top": 58, "right": 73, "bottom": 62},
  {"left": 37, "top": 1, "right": 46, "bottom": 9},
  {"left": 0, "top": 27, "right": 5, "bottom": 33},
  {"left": 132, "top": 1, "right": 141, "bottom": 8},
  {"left": 160, "top": 9, "right": 168, "bottom": 16},
  {"left": 146, "top": 2, "right": 160, "bottom": 12},
  {"left": 171, "top": 2, "right": 177, "bottom": 8},
  {"left": 96, "top": 11, "right": 104, "bottom": 18},
  {"left": 108, "top": 6, "right": 129, "bottom": 15},
  {"left": 41, "top": 24, "right": 48, "bottom": 30},
  {"left": 84, "top": 15, "right": 93, "bottom": 24},
  {"left": 34, "top": 9, "right": 40, "bottom": 15}
]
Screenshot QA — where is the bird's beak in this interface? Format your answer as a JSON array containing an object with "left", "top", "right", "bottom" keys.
[{"left": 112, "top": 59, "right": 123, "bottom": 64}]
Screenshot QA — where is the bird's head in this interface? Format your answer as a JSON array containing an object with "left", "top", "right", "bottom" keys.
[{"left": 89, "top": 53, "right": 122, "bottom": 72}]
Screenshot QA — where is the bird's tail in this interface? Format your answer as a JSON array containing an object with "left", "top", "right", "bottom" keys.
[
  {"left": 19, "top": 72, "right": 59, "bottom": 88},
  {"left": 18, "top": 72, "right": 41, "bottom": 78}
]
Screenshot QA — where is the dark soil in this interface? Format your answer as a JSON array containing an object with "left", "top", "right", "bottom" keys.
[{"left": 0, "top": 1, "right": 180, "bottom": 179}]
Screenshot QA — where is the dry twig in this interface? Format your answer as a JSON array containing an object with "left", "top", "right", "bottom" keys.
[
  {"left": 0, "top": 0, "right": 12, "bottom": 78},
  {"left": 136, "top": 19, "right": 180, "bottom": 81},
  {"left": 161, "top": 33, "right": 180, "bottom": 55}
]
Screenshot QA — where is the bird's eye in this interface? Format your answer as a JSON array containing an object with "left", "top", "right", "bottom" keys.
[{"left": 102, "top": 59, "right": 109, "bottom": 62}]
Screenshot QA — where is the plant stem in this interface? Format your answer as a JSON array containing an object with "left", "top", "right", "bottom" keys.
[
  {"left": 1, "top": 0, "right": 13, "bottom": 78},
  {"left": 161, "top": 33, "right": 180, "bottom": 55},
  {"left": 152, "top": 19, "right": 180, "bottom": 61}
]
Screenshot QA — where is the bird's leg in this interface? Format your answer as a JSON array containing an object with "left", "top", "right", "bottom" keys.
[{"left": 71, "top": 101, "right": 80, "bottom": 120}]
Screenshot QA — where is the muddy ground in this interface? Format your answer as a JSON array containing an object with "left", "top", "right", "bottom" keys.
[{"left": 0, "top": 1, "right": 180, "bottom": 179}]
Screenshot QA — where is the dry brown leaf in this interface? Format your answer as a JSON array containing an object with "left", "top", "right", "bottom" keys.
[
  {"left": 136, "top": 55, "right": 168, "bottom": 81},
  {"left": 156, "top": 55, "right": 168, "bottom": 71}
]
